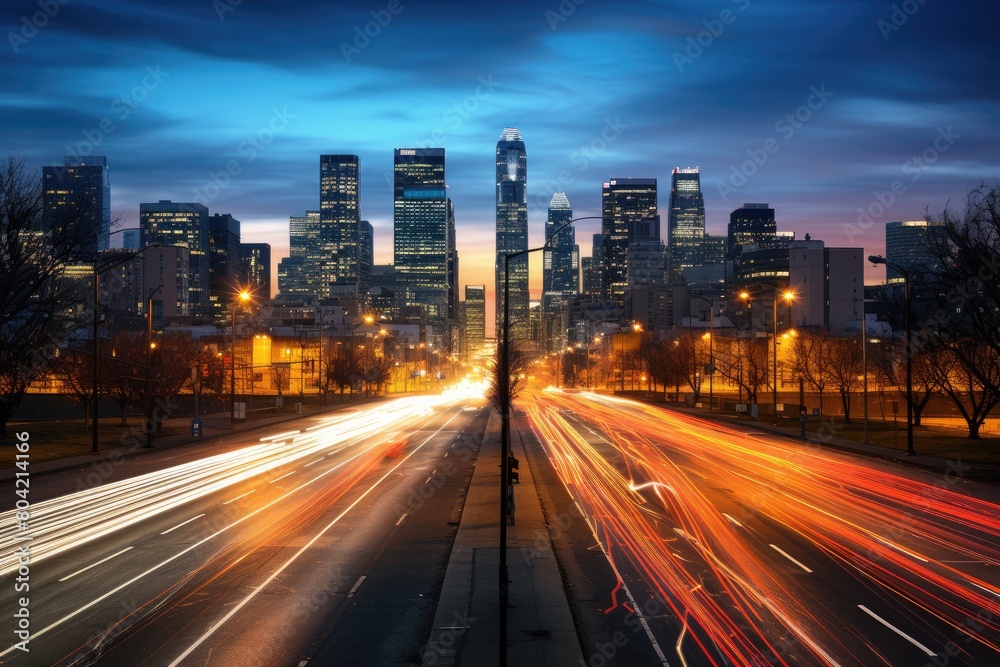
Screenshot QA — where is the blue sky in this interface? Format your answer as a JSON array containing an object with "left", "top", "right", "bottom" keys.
[{"left": 3, "top": 0, "right": 998, "bottom": 309}]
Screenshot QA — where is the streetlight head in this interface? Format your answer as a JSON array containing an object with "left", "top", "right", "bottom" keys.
[
  {"left": 238, "top": 290, "right": 251, "bottom": 302},
  {"left": 633, "top": 323, "right": 643, "bottom": 332},
  {"left": 739, "top": 291, "right": 750, "bottom": 300},
  {"left": 868, "top": 255, "right": 886, "bottom": 266},
  {"left": 783, "top": 290, "right": 795, "bottom": 302},
  {"left": 364, "top": 314, "right": 374, "bottom": 324}
]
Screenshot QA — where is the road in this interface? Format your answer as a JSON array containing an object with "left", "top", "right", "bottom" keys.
[
  {"left": 0, "top": 387, "right": 488, "bottom": 666},
  {"left": 524, "top": 388, "right": 1000, "bottom": 667}
]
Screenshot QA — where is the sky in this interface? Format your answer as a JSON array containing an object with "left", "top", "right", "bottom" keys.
[{"left": 3, "top": 0, "right": 998, "bottom": 333}]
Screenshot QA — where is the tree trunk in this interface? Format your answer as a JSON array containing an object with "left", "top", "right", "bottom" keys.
[
  {"left": 119, "top": 401, "right": 129, "bottom": 426},
  {"left": 967, "top": 420, "right": 981, "bottom": 439},
  {"left": 841, "top": 392, "right": 851, "bottom": 424}
]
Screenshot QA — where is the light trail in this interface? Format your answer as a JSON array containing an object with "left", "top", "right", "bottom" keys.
[
  {"left": 0, "top": 387, "right": 485, "bottom": 662},
  {"left": 525, "top": 388, "right": 1000, "bottom": 665},
  {"left": 0, "top": 390, "right": 479, "bottom": 576}
]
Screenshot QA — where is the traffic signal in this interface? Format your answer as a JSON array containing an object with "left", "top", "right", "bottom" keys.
[{"left": 507, "top": 455, "right": 519, "bottom": 484}]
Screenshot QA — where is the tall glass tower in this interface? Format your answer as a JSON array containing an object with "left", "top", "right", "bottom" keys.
[
  {"left": 42, "top": 155, "right": 111, "bottom": 254},
  {"left": 542, "top": 193, "right": 577, "bottom": 310},
  {"left": 139, "top": 200, "right": 210, "bottom": 320},
  {"left": 668, "top": 167, "right": 706, "bottom": 279},
  {"left": 601, "top": 177, "right": 658, "bottom": 307},
  {"left": 495, "top": 127, "right": 528, "bottom": 341},
  {"left": 394, "top": 148, "right": 449, "bottom": 334},
  {"left": 319, "top": 154, "right": 361, "bottom": 297}
]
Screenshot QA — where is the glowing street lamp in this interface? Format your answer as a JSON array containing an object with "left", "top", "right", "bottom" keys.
[
  {"left": 740, "top": 286, "right": 794, "bottom": 423},
  {"left": 230, "top": 289, "right": 251, "bottom": 426}
]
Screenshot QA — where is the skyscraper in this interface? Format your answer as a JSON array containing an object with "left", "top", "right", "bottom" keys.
[
  {"left": 359, "top": 219, "right": 374, "bottom": 297},
  {"left": 394, "top": 148, "right": 449, "bottom": 336},
  {"left": 885, "top": 220, "right": 946, "bottom": 282},
  {"left": 319, "top": 154, "right": 361, "bottom": 297},
  {"left": 208, "top": 213, "right": 242, "bottom": 322},
  {"left": 602, "top": 178, "right": 658, "bottom": 307},
  {"left": 240, "top": 242, "right": 271, "bottom": 299},
  {"left": 495, "top": 127, "right": 528, "bottom": 341},
  {"left": 140, "top": 200, "right": 210, "bottom": 320},
  {"left": 668, "top": 167, "right": 705, "bottom": 278},
  {"left": 42, "top": 155, "right": 111, "bottom": 254},
  {"left": 463, "top": 285, "right": 486, "bottom": 355},
  {"left": 278, "top": 210, "right": 320, "bottom": 300},
  {"left": 542, "top": 192, "right": 577, "bottom": 311},
  {"left": 728, "top": 203, "right": 776, "bottom": 260},
  {"left": 446, "top": 198, "right": 459, "bottom": 322}
]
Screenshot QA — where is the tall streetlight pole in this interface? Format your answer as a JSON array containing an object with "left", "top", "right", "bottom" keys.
[
  {"left": 499, "top": 215, "right": 597, "bottom": 663},
  {"left": 690, "top": 294, "right": 715, "bottom": 412},
  {"left": 230, "top": 290, "right": 251, "bottom": 426},
  {"left": 145, "top": 284, "right": 163, "bottom": 449},
  {"left": 740, "top": 285, "right": 794, "bottom": 424},
  {"left": 868, "top": 255, "right": 915, "bottom": 455}
]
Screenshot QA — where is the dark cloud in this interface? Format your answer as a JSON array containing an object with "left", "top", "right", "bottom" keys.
[{"left": 0, "top": 0, "right": 996, "bottom": 273}]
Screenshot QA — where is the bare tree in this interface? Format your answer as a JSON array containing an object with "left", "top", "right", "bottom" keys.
[
  {"left": 51, "top": 345, "right": 97, "bottom": 427},
  {"left": 869, "top": 336, "right": 937, "bottom": 426},
  {"left": 0, "top": 156, "right": 93, "bottom": 437},
  {"left": 925, "top": 341, "right": 1000, "bottom": 439},
  {"left": 825, "top": 335, "right": 864, "bottom": 423},
  {"left": 791, "top": 329, "right": 831, "bottom": 414}
]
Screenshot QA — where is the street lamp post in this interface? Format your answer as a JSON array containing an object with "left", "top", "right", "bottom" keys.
[
  {"left": 230, "top": 290, "right": 251, "bottom": 426},
  {"left": 690, "top": 294, "right": 715, "bottom": 412},
  {"left": 618, "top": 322, "right": 641, "bottom": 392},
  {"left": 740, "top": 286, "right": 794, "bottom": 423},
  {"left": 145, "top": 284, "right": 163, "bottom": 448},
  {"left": 868, "top": 255, "right": 915, "bottom": 455},
  {"left": 499, "top": 215, "right": 597, "bottom": 663}
]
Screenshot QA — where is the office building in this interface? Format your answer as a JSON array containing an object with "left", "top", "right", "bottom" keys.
[
  {"left": 602, "top": 178, "right": 658, "bottom": 307},
  {"left": 463, "top": 285, "right": 486, "bottom": 355},
  {"left": 139, "top": 200, "right": 210, "bottom": 320},
  {"left": 447, "top": 199, "right": 459, "bottom": 322},
  {"left": 208, "top": 213, "right": 242, "bottom": 322},
  {"left": 278, "top": 210, "right": 321, "bottom": 300},
  {"left": 319, "top": 154, "right": 361, "bottom": 296},
  {"left": 359, "top": 219, "right": 374, "bottom": 296},
  {"left": 394, "top": 148, "right": 449, "bottom": 339},
  {"left": 885, "top": 220, "right": 946, "bottom": 283},
  {"left": 728, "top": 203, "right": 776, "bottom": 260},
  {"left": 42, "top": 155, "right": 111, "bottom": 254},
  {"left": 667, "top": 167, "right": 705, "bottom": 278},
  {"left": 789, "top": 245, "right": 865, "bottom": 330},
  {"left": 241, "top": 242, "right": 271, "bottom": 299},
  {"left": 542, "top": 193, "right": 578, "bottom": 310},
  {"left": 495, "top": 128, "right": 529, "bottom": 341},
  {"left": 143, "top": 246, "right": 191, "bottom": 327}
]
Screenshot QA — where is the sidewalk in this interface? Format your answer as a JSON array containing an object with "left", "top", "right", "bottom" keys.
[
  {"left": 423, "top": 410, "right": 583, "bottom": 666},
  {"left": 1, "top": 397, "right": 376, "bottom": 484},
  {"left": 664, "top": 402, "right": 1000, "bottom": 486}
]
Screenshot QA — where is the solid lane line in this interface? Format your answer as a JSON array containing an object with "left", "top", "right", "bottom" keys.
[
  {"left": 269, "top": 471, "right": 296, "bottom": 484},
  {"left": 395, "top": 513, "right": 407, "bottom": 526},
  {"left": 304, "top": 457, "right": 325, "bottom": 467},
  {"left": 857, "top": 605, "right": 937, "bottom": 657},
  {"left": 222, "top": 490, "right": 255, "bottom": 505},
  {"left": 769, "top": 544, "right": 813, "bottom": 573},
  {"left": 58, "top": 547, "right": 134, "bottom": 582},
  {"left": 160, "top": 514, "right": 205, "bottom": 535}
]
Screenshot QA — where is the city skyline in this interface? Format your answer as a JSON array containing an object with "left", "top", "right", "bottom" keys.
[{"left": 3, "top": 0, "right": 997, "bottom": 330}]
